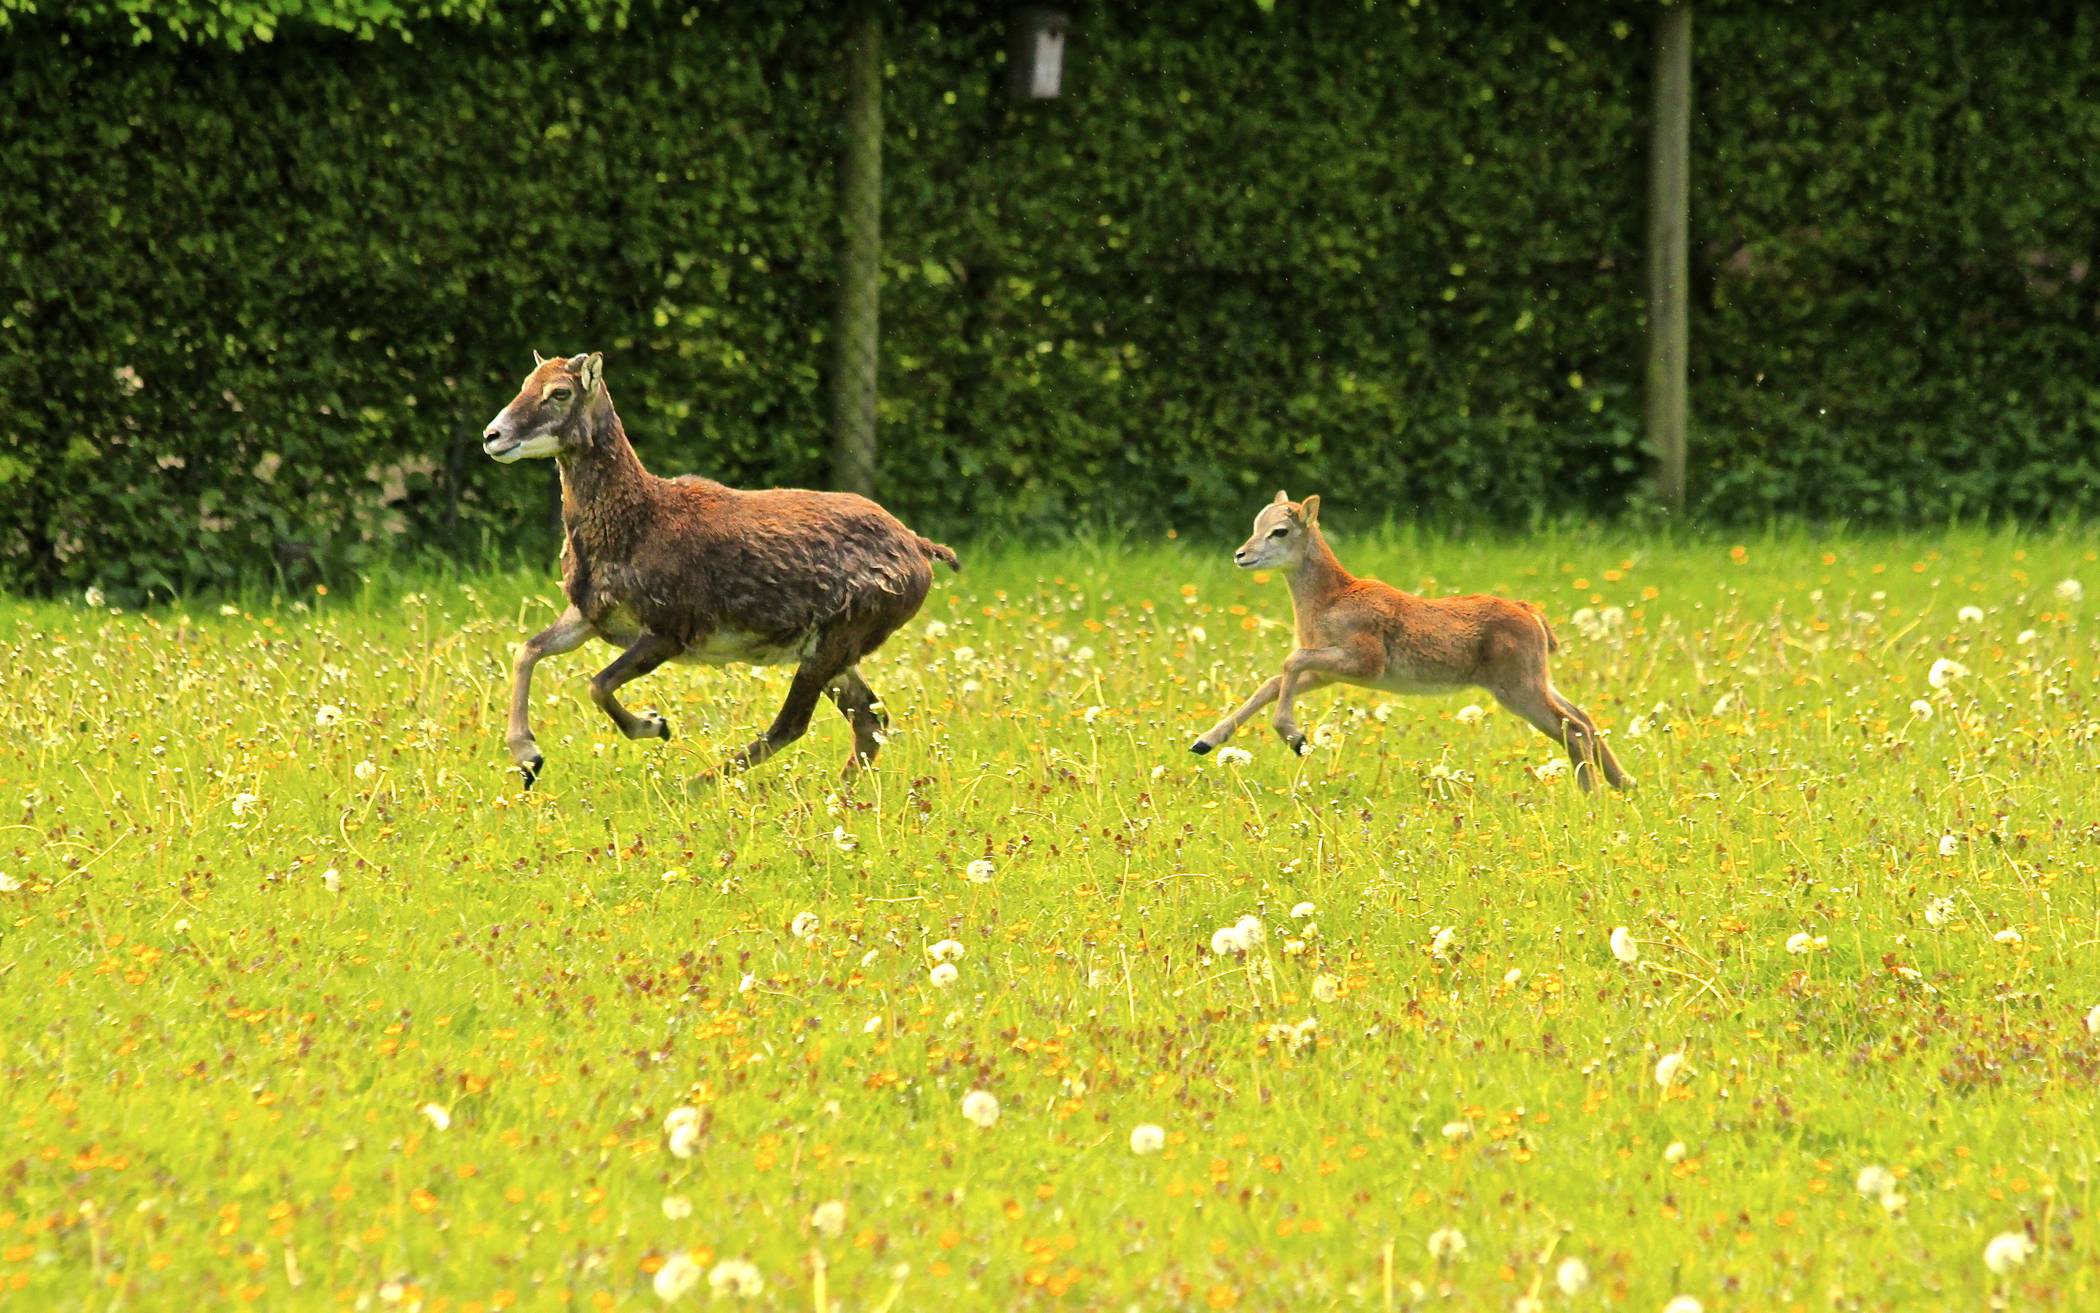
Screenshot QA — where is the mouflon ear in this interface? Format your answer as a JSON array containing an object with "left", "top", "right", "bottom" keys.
[
  {"left": 1272, "top": 489, "right": 1290, "bottom": 507},
  {"left": 577, "top": 352, "right": 604, "bottom": 396},
  {"left": 532, "top": 350, "right": 547, "bottom": 367},
  {"left": 1300, "top": 494, "right": 1321, "bottom": 525}
]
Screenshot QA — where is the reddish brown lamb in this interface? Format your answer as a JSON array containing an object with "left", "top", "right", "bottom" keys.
[{"left": 482, "top": 351, "right": 958, "bottom": 786}]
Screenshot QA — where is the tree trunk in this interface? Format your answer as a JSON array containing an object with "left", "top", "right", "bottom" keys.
[
  {"left": 1645, "top": 3, "right": 1692, "bottom": 514},
  {"left": 829, "top": 4, "right": 883, "bottom": 496}
]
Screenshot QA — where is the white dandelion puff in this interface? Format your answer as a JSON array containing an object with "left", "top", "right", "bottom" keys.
[
  {"left": 1554, "top": 1257, "right": 1590, "bottom": 1295},
  {"left": 1455, "top": 704, "right": 1486, "bottom": 725},
  {"left": 1425, "top": 1227, "right": 1466, "bottom": 1261},
  {"left": 1215, "top": 746, "right": 1253, "bottom": 766},
  {"left": 2054, "top": 578, "right": 2084, "bottom": 604},
  {"left": 1609, "top": 926, "right": 1640, "bottom": 964},
  {"left": 1129, "top": 1123, "right": 1166, "bottom": 1155},
  {"left": 964, "top": 859, "right": 995, "bottom": 885},
  {"left": 1654, "top": 1051, "right": 1687, "bottom": 1089},
  {"left": 929, "top": 962, "right": 959, "bottom": 988},
  {"left": 419, "top": 1103, "right": 450, "bottom": 1132},
  {"left": 790, "top": 911, "right": 820, "bottom": 941},
  {"left": 928, "top": 939, "right": 965, "bottom": 963},
  {"left": 1927, "top": 657, "right": 1968, "bottom": 689},
  {"left": 652, "top": 1252, "right": 702, "bottom": 1303},
  {"left": 1856, "top": 1165, "right": 1897, "bottom": 1201},
  {"left": 961, "top": 1089, "right": 1001, "bottom": 1128},
  {"left": 706, "top": 1258, "right": 765, "bottom": 1299},
  {"left": 809, "top": 1200, "right": 847, "bottom": 1239},
  {"left": 1983, "top": 1232, "right": 2034, "bottom": 1276}
]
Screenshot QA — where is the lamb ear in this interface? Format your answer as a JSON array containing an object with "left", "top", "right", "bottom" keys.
[
  {"left": 1301, "top": 494, "right": 1321, "bottom": 524},
  {"left": 532, "top": 350, "right": 547, "bottom": 367},
  {"left": 578, "top": 352, "right": 604, "bottom": 395},
  {"left": 1273, "top": 489, "right": 1290, "bottom": 506}
]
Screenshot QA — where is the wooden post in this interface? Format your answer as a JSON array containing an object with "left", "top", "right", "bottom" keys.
[
  {"left": 829, "top": 3, "right": 882, "bottom": 496},
  {"left": 1645, "top": 2, "right": 1691, "bottom": 513}
]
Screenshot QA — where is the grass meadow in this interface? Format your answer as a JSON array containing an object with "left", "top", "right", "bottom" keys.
[{"left": 2, "top": 526, "right": 2097, "bottom": 1312}]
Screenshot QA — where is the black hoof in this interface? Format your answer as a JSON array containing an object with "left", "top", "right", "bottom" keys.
[
  {"left": 1285, "top": 734, "right": 1309, "bottom": 756},
  {"left": 519, "top": 755, "right": 544, "bottom": 790},
  {"left": 1189, "top": 740, "right": 1213, "bottom": 756},
  {"left": 656, "top": 717, "right": 673, "bottom": 742}
]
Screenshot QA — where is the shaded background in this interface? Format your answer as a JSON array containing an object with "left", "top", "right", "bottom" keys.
[{"left": 4, "top": 1, "right": 2098, "bottom": 596}]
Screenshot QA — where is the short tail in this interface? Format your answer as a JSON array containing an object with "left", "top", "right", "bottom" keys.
[
  {"left": 919, "top": 537, "right": 960, "bottom": 572},
  {"left": 1534, "top": 607, "right": 1560, "bottom": 653}
]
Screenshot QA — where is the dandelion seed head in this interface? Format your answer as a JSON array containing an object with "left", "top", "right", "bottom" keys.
[
  {"left": 1129, "top": 1123, "right": 1166, "bottom": 1155},
  {"left": 652, "top": 1252, "right": 702, "bottom": 1303},
  {"left": 1654, "top": 1051, "right": 1687, "bottom": 1088},
  {"left": 809, "top": 1199, "right": 847, "bottom": 1239},
  {"left": 1609, "top": 926, "right": 1640, "bottom": 964},
  {"left": 961, "top": 1089, "right": 1001, "bottom": 1128},
  {"left": 706, "top": 1258, "right": 765, "bottom": 1300},
  {"left": 1983, "top": 1231, "right": 2033, "bottom": 1276}
]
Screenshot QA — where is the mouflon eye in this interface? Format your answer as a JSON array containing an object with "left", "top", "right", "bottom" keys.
[{"left": 551, "top": 388, "right": 573, "bottom": 402}]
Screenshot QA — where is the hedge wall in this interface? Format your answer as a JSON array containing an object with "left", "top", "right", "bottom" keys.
[{"left": 3, "top": 1, "right": 2097, "bottom": 597}]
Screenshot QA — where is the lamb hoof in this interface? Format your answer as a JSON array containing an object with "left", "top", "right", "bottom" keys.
[
  {"left": 518, "top": 753, "right": 545, "bottom": 790},
  {"left": 1189, "top": 739, "right": 1214, "bottom": 756},
  {"left": 1283, "top": 733, "right": 1309, "bottom": 756}
]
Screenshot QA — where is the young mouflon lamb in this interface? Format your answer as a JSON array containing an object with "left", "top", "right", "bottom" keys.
[
  {"left": 1191, "top": 492, "right": 1629, "bottom": 792},
  {"left": 481, "top": 351, "right": 957, "bottom": 786}
]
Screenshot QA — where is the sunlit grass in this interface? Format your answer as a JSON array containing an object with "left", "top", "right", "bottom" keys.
[{"left": 3, "top": 526, "right": 2098, "bottom": 1311}]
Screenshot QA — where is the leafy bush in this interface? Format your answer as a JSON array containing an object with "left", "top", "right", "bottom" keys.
[{"left": 2, "top": 1, "right": 2095, "bottom": 597}]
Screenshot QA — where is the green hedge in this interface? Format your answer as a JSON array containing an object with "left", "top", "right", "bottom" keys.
[{"left": 3, "top": 2, "right": 2097, "bottom": 597}]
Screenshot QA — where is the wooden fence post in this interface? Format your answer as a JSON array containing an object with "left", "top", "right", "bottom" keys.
[
  {"left": 1645, "top": 2, "right": 1691, "bottom": 513},
  {"left": 829, "top": 3, "right": 882, "bottom": 496}
]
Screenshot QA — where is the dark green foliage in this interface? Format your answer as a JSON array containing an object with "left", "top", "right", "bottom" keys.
[{"left": 2, "top": 2, "right": 2095, "bottom": 597}]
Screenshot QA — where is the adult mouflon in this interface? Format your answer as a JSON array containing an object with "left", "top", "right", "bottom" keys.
[{"left": 482, "top": 351, "right": 957, "bottom": 786}]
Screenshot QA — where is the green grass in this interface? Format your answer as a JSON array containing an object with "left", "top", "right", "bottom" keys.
[{"left": 3, "top": 526, "right": 2098, "bottom": 1312}]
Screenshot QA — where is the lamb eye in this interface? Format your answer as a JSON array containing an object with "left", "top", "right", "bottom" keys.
[
  {"left": 551, "top": 388, "right": 572, "bottom": 401},
  {"left": 1269, "top": 526, "right": 1288, "bottom": 538}
]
